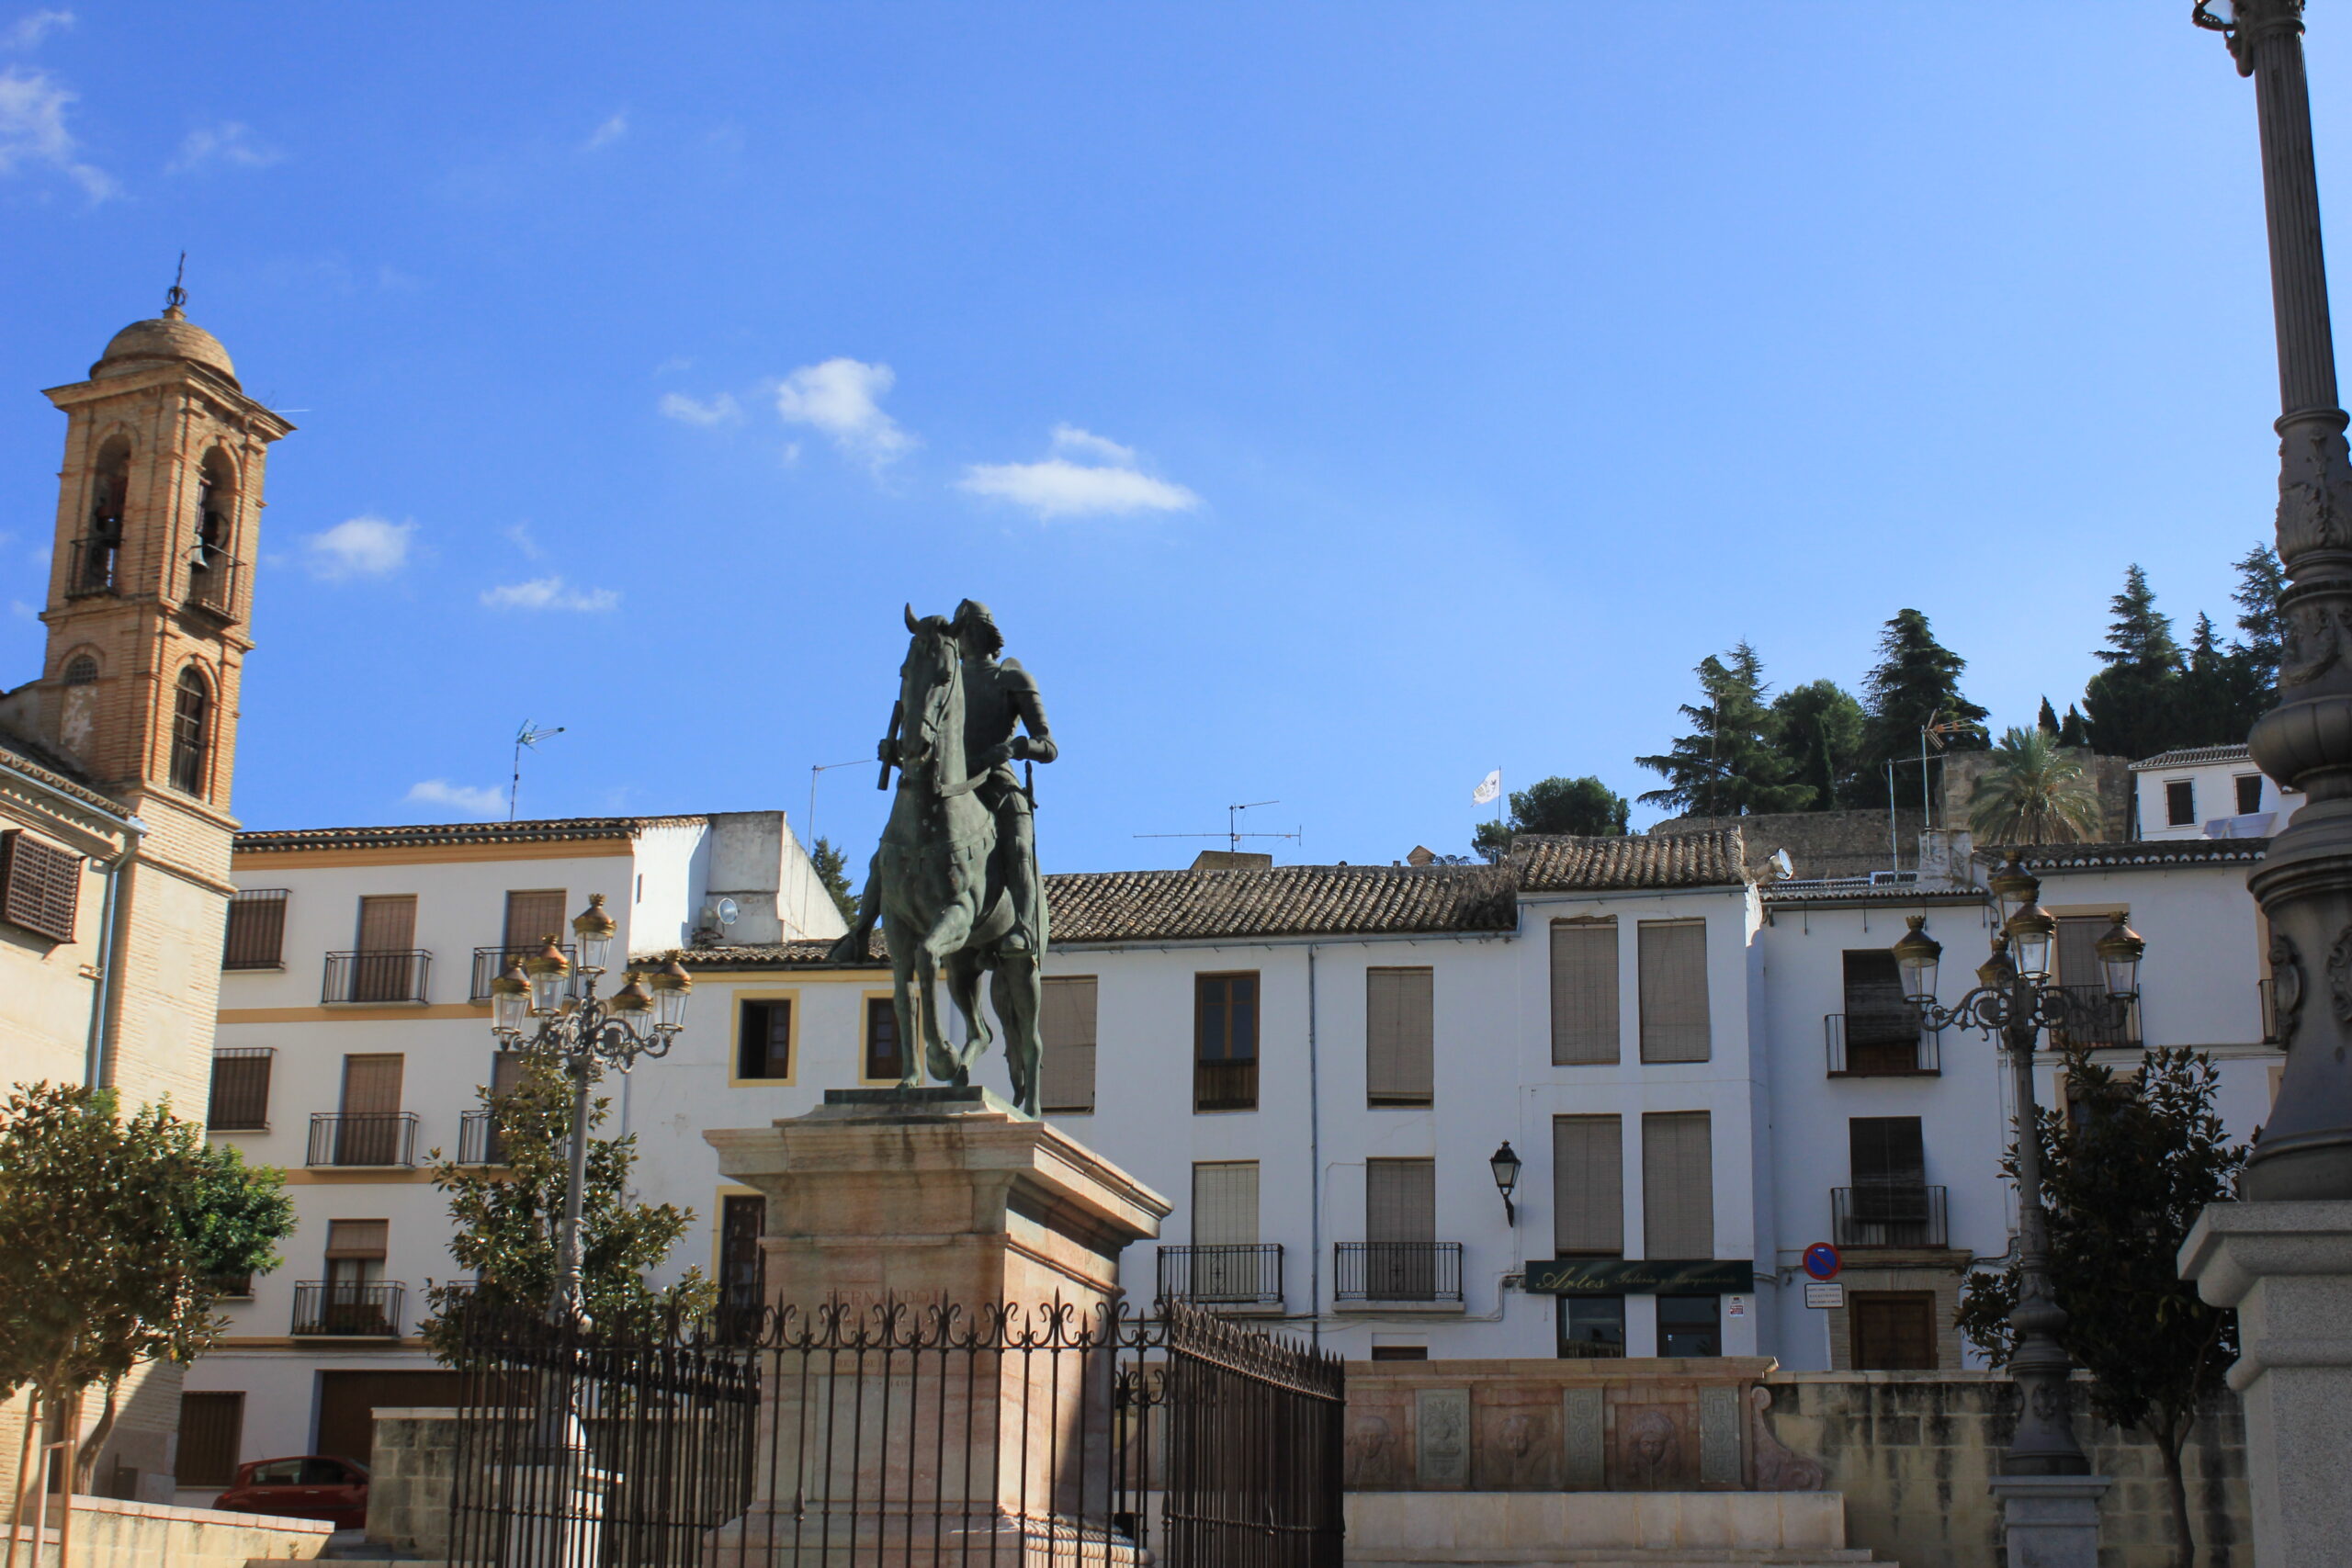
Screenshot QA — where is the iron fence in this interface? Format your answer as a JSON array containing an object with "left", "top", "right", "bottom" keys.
[
  {"left": 458, "top": 1109, "right": 507, "bottom": 1167},
  {"left": 472, "top": 942, "right": 578, "bottom": 1002},
  {"left": 446, "top": 1296, "right": 1343, "bottom": 1568},
  {"left": 1192, "top": 1057, "right": 1258, "bottom": 1112},
  {"left": 291, "top": 1280, "right": 406, "bottom": 1337},
  {"left": 1156, "top": 1244, "right": 1283, "bottom": 1306},
  {"left": 2048, "top": 985, "right": 2142, "bottom": 1051},
  {"left": 185, "top": 547, "right": 240, "bottom": 618},
  {"left": 308, "top": 1111, "right": 419, "bottom": 1168},
  {"left": 1332, "top": 1241, "right": 1463, "bottom": 1303},
  {"left": 1831, "top": 1183, "right": 1949, "bottom": 1249},
  {"left": 66, "top": 536, "right": 119, "bottom": 597},
  {"left": 323, "top": 948, "right": 434, "bottom": 1004}
]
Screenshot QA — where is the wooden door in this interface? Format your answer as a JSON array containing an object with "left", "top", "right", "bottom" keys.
[
  {"left": 1849, "top": 1292, "right": 1939, "bottom": 1370},
  {"left": 338, "top": 1056, "right": 404, "bottom": 1165},
  {"left": 353, "top": 895, "right": 417, "bottom": 1002},
  {"left": 315, "top": 1371, "right": 467, "bottom": 1467}
]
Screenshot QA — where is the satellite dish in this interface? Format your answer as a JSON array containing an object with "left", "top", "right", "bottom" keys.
[{"left": 716, "top": 897, "right": 740, "bottom": 927}]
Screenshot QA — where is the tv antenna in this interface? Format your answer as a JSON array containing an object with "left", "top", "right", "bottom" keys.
[
  {"left": 510, "top": 721, "right": 565, "bottom": 820},
  {"left": 1136, "top": 800, "right": 1303, "bottom": 856}
]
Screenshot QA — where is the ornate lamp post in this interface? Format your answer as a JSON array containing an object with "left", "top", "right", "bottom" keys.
[
  {"left": 489, "top": 894, "right": 694, "bottom": 1321},
  {"left": 1890, "top": 863, "right": 2144, "bottom": 1476}
]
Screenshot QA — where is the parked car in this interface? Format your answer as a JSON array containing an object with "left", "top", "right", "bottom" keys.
[{"left": 212, "top": 1455, "right": 369, "bottom": 1529}]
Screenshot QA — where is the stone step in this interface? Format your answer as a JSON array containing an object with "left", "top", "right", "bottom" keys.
[{"left": 1364, "top": 1557, "right": 1883, "bottom": 1568}]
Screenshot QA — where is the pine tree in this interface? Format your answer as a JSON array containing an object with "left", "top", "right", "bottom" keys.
[
  {"left": 1771, "top": 679, "right": 1867, "bottom": 811},
  {"left": 1634, "top": 643, "right": 1815, "bottom": 817},
  {"left": 809, "top": 835, "right": 858, "bottom": 925},
  {"left": 2059, "top": 705, "right": 2090, "bottom": 748},
  {"left": 2230, "top": 542, "right": 2286, "bottom": 699},
  {"left": 2084, "top": 565, "right": 2187, "bottom": 760},
  {"left": 1857, "top": 609, "right": 1989, "bottom": 808},
  {"left": 2038, "top": 696, "right": 2063, "bottom": 736}
]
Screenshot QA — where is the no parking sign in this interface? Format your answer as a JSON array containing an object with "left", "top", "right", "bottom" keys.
[{"left": 1802, "top": 1242, "right": 1842, "bottom": 1280}]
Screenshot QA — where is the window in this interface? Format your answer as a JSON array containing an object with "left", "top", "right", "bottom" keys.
[
  {"left": 2237, "top": 773, "right": 2266, "bottom": 816},
  {"left": 170, "top": 667, "right": 210, "bottom": 795},
  {"left": 222, "top": 888, "right": 288, "bottom": 969},
  {"left": 1552, "top": 1115, "right": 1623, "bottom": 1257},
  {"left": 1366, "top": 966, "right": 1433, "bottom": 1106},
  {"left": 208, "top": 1047, "right": 274, "bottom": 1132},
  {"left": 1641, "top": 1111, "right": 1713, "bottom": 1259},
  {"left": 1838, "top": 950, "right": 1922, "bottom": 1072},
  {"left": 336, "top": 1055, "right": 406, "bottom": 1167},
  {"left": 1657, "top": 1294, "right": 1722, "bottom": 1358},
  {"left": 864, "top": 996, "right": 903, "bottom": 1082},
  {"left": 1557, "top": 1296, "right": 1625, "bottom": 1357},
  {"left": 1194, "top": 972, "right": 1259, "bottom": 1111},
  {"left": 1364, "top": 1157, "right": 1438, "bottom": 1299},
  {"left": 1549, "top": 919, "right": 1619, "bottom": 1065},
  {"left": 2166, "top": 779, "right": 2196, "bottom": 827},
  {"left": 737, "top": 998, "right": 793, "bottom": 1080},
  {"left": 176, "top": 1393, "right": 244, "bottom": 1489},
  {"left": 1637, "top": 919, "right": 1710, "bottom": 1063},
  {"left": 1849, "top": 1291, "right": 1939, "bottom": 1370},
  {"left": 719, "top": 1193, "right": 765, "bottom": 1322},
  {"left": 1193, "top": 1161, "right": 1260, "bottom": 1247},
  {"left": 1850, "top": 1116, "right": 1925, "bottom": 1189},
  {"left": 349, "top": 895, "right": 419, "bottom": 1003},
  {"left": 0, "top": 830, "right": 81, "bottom": 944},
  {"left": 62, "top": 656, "right": 96, "bottom": 686},
  {"left": 1040, "top": 976, "right": 1097, "bottom": 1112},
  {"left": 502, "top": 889, "right": 568, "bottom": 953},
  {"left": 322, "top": 1221, "right": 390, "bottom": 1331},
  {"left": 1368, "top": 1346, "right": 1429, "bottom": 1361}
]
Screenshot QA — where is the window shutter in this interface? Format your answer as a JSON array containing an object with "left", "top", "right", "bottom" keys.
[
  {"left": 340, "top": 1055, "right": 404, "bottom": 1114},
  {"left": 1552, "top": 1115, "right": 1623, "bottom": 1257},
  {"left": 503, "top": 889, "right": 568, "bottom": 953},
  {"left": 1637, "top": 920, "right": 1711, "bottom": 1063},
  {"left": 1849, "top": 1117, "right": 1925, "bottom": 1187},
  {"left": 1040, "top": 976, "right": 1097, "bottom": 1112},
  {"left": 1191, "top": 1161, "right": 1260, "bottom": 1246},
  {"left": 1642, "top": 1111, "right": 1713, "bottom": 1258},
  {"left": 323, "top": 1220, "right": 390, "bottom": 1259},
  {"left": 1366, "top": 1158, "right": 1436, "bottom": 1244},
  {"left": 1550, "top": 919, "right": 1620, "bottom": 1065},
  {"left": 176, "top": 1393, "right": 245, "bottom": 1490},
  {"left": 0, "top": 831, "right": 81, "bottom": 944},
  {"left": 208, "top": 1048, "right": 274, "bottom": 1132},
  {"left": 490, "top": 1051, "right": 524, "bottom": 1098},
  {"left": 222, "top": 889, "right": 288, "bottom": 968},
  {"left": 2054, "top": 916, "right": 2109, "bottom": 990},
  {"left": 1366, "top": 967, "right": 1434, "bottom": 1104},
  {"left": 356, "top": 896, "right": 416, "bottom": 953}
]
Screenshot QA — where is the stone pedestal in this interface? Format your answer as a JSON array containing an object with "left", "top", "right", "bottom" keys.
[
  {"left": 2179, "top": 1199, "right": 2352, "bottom": 1568},
  {"left": 1989, "top": 1475, "right": 2109, "bottom": 1568},
  {"left": 705, "top": 1088, "right": 1171, "bottom": 1565}
]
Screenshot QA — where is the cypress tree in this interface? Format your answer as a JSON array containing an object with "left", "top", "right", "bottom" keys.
[
  {"left": 2230, "top": 542, "right": 2286, "bottom": 700},
  {"left": 1858, "top": 609, "right": 1989, "bottom": 807},
  {"left": 2083, "top": 565, "right": 2187, "bottom": 760},
  {"left": 2038, "top": 696, "right": 2063, "bottom": 736}
]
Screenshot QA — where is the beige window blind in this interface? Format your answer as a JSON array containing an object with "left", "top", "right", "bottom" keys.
[
  {"left": 340, "top": 1054, "right": 404, "bottom": 1113},
  {"left": 1550, "top": 919, "right": 1620, "bottom": 1065},
  {"left": 503, "top": 889, "right": 568, "bottom": 952},
  {"left": 1040, "top": 976, "right": 1097, "bottom": 1113},
  {"left": 1552, "top": 1115, "right": 1623, "bottom": 1257},
  {"left": 490, "top": 1051, "right": 524, "bottom": 1098},
  {"left": 1366, "top": 1158, "right": 1436, "bottom": 1244},
  {"left": 1191, "top": 1161, "right": 1260, "bottom": 1246},
  {"left": 1366, "top": 967, "right": 1434, "bottom": 1105},
  {"left": 356, "top": 895, "right": 416, "bottom": 953},
  {"left": 2054, "top": 916, "right": 2110, "bottom": 988},
  {"left": 1637, "top": 919, "right": 1711, "bottom": 1063},
  {"left": 323, "top": 1219, "right": 389, "bottom": 1259},
  {"left": 1642, "top": 1111, "right": 1714, "bottom": 1259}
]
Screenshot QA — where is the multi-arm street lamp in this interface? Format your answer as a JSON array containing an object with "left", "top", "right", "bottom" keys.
[
  {"left": 488, "top": 894, "right": 694, "bottom": 1322},
  {"left": 1889, "top": 855, "right": 2143, "bottom": 1477}
]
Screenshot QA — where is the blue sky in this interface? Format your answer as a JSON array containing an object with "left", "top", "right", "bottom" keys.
[{"left": 0, "top": 4, "right": 2339, "bottom": 874}]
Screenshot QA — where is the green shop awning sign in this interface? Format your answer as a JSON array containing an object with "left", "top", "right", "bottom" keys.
[{"left": 1521, "top": 1258, "right": 1753, "bottom": 1295}]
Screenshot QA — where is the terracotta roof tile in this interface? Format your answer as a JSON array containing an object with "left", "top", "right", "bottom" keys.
[
  {"left": 237, "top": 815, "right": 707, "bottom": 853},
  {"left": 1511, "top": 828, "right": 1748, "bottom": 891},
  {"left": 2128, "top": 744, "right": 2254, "bottom": 771},
  {"left": 0, "top": 725, "right": 123, "bottom": 815},
  {"left": 1045, "top": 863, "right": 1520, "bottom": 944},
  {"left": 1998, "top": 839, "right": 2269, "bottom": 871}
]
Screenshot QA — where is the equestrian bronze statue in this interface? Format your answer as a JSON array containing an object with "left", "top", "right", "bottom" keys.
[{"left": 830, "top": 601, "right": 1055, "bottom": 1114}]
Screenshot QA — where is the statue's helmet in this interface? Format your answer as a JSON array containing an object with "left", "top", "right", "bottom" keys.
[{"left": 951, "top": 599, "right": 1003, "bottom": 656}]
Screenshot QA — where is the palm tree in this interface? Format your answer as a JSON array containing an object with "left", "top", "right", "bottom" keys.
[{"left": 1968, "top": 727, "right": 2106, "bottom": 845}]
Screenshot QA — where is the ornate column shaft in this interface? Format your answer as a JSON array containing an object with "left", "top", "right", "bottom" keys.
[{"left": 2000, "top": 997, "right": 2089, "bottom": 1473}]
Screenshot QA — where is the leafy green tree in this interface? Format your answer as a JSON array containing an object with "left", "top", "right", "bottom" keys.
[
  {"left": 1966, "top": 727, "right": 2106, "bottom": 845},
  {"left": 2230, "top": 541, "right": 2286, "bottom": 698},
  {"left": 1957, "top": 1050, "right": 2245, "bottom": 1568},
  {"left": 2084, "top": 565, "right": 2187, "bottom": 761},
  {"left": 2057, "top": 704, "right": 2090, "bottom": 749},
  {"left": 1771, "top": 679, "right": 1868, "bottom": 811},
  {"left": 0, "top": 1085, "right": 290, "bottom": 1489},
  {"left": 421, "top": 1049, "right": 712, "bottom": 1356},
  {"left": 1470, "top": 775, "right": 1629, "bottom": 861},
  {"left": 1858, "top": 609, "right": 1989, "bottom": 807},
  {"left": 809, "top": 835, "right": 858, "bottom": 926},
  {"left": 1635, "top": 643, "right": 1815, "bottom": 817}
]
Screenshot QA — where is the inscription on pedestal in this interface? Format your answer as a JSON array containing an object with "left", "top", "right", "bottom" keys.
[
  {"left": 1415, "top": 1389, "right": 1470, "bottom": 1488},
  {"left": 1562, "top": 1386, "right": 1605, "bottom": 1490},
  {"left": 1698, "top": 1384, "right": 1743, "bottom": 1487}
]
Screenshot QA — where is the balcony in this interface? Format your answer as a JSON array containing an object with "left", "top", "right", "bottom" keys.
[
  {"left": 470, "top": 943, "right": 574, "bottom": 1003},
  {"left": 2048, "top": 986, "right": 2141, "bottom": 1052},
  {"left": 1825, "top": 1013, "right": 1939, "bottom": 1077},
  {"left": 1157, "top": 1244, "right": 1284, "bottom": 1307},
  {"left": 307, "top": 1112, "right": 420, "bottom": 1168},
  {"left": 1193, "top": 1057, "right": 1258, "bottom": 1112},
  {"left": 322, "top": 950, "right": 432, "bottom": 1005},
  {"left": 184, "top": 547, "right": 240, "bottom": 621},
  {"left": 290, "top": 1281, "right": 405, "bottom": 1337},
  {"left": 65, "top": 536, "right": 119, "bottom": 598},
  {"left": 1832, "top": 1183, "right": 1949, "bottom": 1250},
  {"left": 1334, "top": 1241, "right": 1464, "bottom": 1303},
  {"left": 457, "top": 1110, "right": 506, "bottom": 1167}
]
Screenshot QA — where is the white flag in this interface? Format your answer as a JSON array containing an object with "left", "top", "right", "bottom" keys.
[{"left": 1472, "top": 770, "right": 1501, "bottom": 806}]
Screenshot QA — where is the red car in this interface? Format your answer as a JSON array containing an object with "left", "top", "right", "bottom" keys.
[{"left": 213, "top": 1454, "right": 370, "bottom": 1530}]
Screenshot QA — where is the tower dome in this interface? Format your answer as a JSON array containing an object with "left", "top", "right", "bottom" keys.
[{"left": 91, "top": 303, "right": 237, "bottom": 387}]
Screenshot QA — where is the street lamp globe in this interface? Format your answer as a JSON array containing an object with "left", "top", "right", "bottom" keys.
[
  {"left": 571, "top": 894, "right": 617, "bottom": 976},
  {"left": 490, "top": 956, "right": 530, "bottom": 1037},
  {"left": 611, "top": 972, "right": 655, "bottom": 1032},
  {"left": 1988, "top": 852, "right": 2040, "bottom": 931},
  {"left": 650, "top": 953, "right": 694, "bottom": 1032},
  {"left": 525, "top": 936, "right": 571, "bottom": 1015},
  {"left": 1892, "top": 915, "right": 1943, "bottom": 1005},
  {"left": 1489, "top": 1141, "right": 1521, "bottom": 1201},
  {"left": 1977, "top": 937, "right": 2018, "bottom": 992},
  {"left": 2096, "top": 912, "right": 2145, "bottom": 999},
  {"left": 2005, "top": 898, "right": 2057, "bottom": 982}
]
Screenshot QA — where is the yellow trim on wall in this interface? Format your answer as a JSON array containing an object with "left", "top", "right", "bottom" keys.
[
  {"left": 280, "top": 1168, "right": 438, "bottom": 1186},
  {"left": 220, "top": 1003, "right": 487, "bottom": 1025},
  {"left": 727, "top": 987, "right": 801, "bottom": 1088},
  {"left": 857, "top": 988, "right": 906, "bottom": 1085}
]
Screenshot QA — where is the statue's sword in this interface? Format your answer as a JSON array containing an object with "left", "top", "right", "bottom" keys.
[{"left": 876, "top": 700, "right": 903, "bottom": 791}]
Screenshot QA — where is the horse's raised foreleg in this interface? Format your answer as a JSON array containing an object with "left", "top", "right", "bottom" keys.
[
  {"left": 890, "top": 936, "right": 922, "bottom": 1090},
  {"left": 990, "top": 953, "right": 1044, "bottom": 1119},
  {"left": 914, "top": 942, "right": 962, "bottom": 1086}
]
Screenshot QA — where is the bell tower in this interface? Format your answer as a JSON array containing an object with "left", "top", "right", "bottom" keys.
[{"left": 26, "top": 286, "right": 292, "bottom": 819}]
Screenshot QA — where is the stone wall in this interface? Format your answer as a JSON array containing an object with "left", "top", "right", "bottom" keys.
[
  {"left": 1939, "top": 750, "right": 2135, "bottom": 843},
  {"left": 363, "top": 1406, "right": 459, "bottom": 1558},
  {"left": 1650, "top": 810, "right": 1927, "bottom": 880},
  {"left": 9, "top": 1492, "right": 330, "bottom": 1566}
]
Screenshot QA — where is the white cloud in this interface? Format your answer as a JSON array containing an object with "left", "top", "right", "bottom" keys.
[
  {"left": 8, "top": 599, "right": 35, "bottom": 621},
  {"left": 405, "top": 779, "right": 505, "bottom": 818},
  {"left": 583, "top": 111, "right": 628, "bottom": 151},
  {"left": 167, "top": 120, "right": 280, "bottom": 174},
  {"left": 775, "top": 357, "right": 915, "bottom": 466},
  {"left": 1050, "top": 424, "right": 1136, "bottom": 466},
  {"left": 503, "top": 521, "right": 542, "bottom": 559},
  {"left": 660, "top": 390, "right": 740, "bottom": 426},
  {"left": 0, "top": 66, "right": 111, "bottom": 198},
  {"left": 957, "top": 427, "right": 1199, "bottom": 520},
  {"left": 481, "top": 575, "right": 620, "bottom": 613},
  {"left": 3, "top": 9, "right": 72, "bottom": 49},
  {"left": 303, "top": 515, "right": 413, "bottom": 580}
]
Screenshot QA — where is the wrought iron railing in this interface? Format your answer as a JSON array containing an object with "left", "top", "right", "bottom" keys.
[
  {"left": 1832, "top": 1183, "right": 1949, "bottom": 1249},
  {"left": 1158, "top": 1243, "right": 1284, "bottom": 1306},
  {"left": 185, "top": 547, "right": 240, "bottom": 619},
  {"left": 469, "top": 942, "right": 574, "bottom": 1002},
  {"left": 2048, "top": 985, "right": 2141, "bottom": 1050},
  {"left": 1824, "top": 1011, "right": 1939, "bottom": 1075},
  {"left": 290, "top": 1280, "right": 405, "bottom": 1337},
  {"left": 457, "top": 1110, "right": 505, "bottom": 1167},
  {"left": 322, "top": 949, "right": 432, "bottom": 1004},
  {"left": 1333, "top": 1241, "right": 1464, "bottom": 1303},
  {"left": 307, "top": 1111, "right": 419, "bottom": 1168},
  {"left": 65, "top": 536, "right": 119, "bottom": 598},
  {"left": 1193, "top": 1057, "right": 1258, "bottom": 1112}
]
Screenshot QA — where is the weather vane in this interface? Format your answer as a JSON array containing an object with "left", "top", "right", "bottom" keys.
[{"left": 165, "top": 253, "right": 187, "bottom": 313}]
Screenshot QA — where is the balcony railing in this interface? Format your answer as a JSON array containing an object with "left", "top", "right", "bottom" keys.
[
  {"left": 322, "top": 950, "right": 432, "bottom": 1005},
  {"left": 290, "top": 1281, "right": 405, "bottom": 1337},
  {"left": 1825, "top": 1012, "right": 1939, "bottom": 1076},
  {"left": 458, "top": 1110, "right": 506, "bottom": 1167},
  {"left": 65, "top": 536, "right": 119, "bottom": 598},
  {"left": 1832, "top": 1183, "right": 1949, "bottom": 1249},
  {"left": 470, "top": 943, "right": 575, "bottom": 1003},
  {"left": 1334, "top": 1241, "right": 1464, "bottom": 1303},
  {"left": 1157, "top": 1244, "right": 1284, "bottom": 1306},
  {"left": 1193, "top": 1057, "right": 1259, "bottom": 1112},
  {"left": 307, "top": 1111, "right": 420, "bottom": 1168},
  {"left": 184, "top": 547, "right": 240, "bottom": 620},
  {"left": 2048, "top": 986, "right": 2141, "bottom": 1051}
]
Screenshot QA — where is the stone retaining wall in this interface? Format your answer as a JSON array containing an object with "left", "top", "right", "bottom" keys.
[
  {"left": 364, "top": 1406, "right": 460, "bottom": 1558},
  {"left": 6, "top": 1491, "right": 331, "bottom": 1566}
]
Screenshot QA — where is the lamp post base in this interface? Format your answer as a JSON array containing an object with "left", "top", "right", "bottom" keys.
[{"left": 1989, "top": 1474, "right": 2109, "bottom": 1568}]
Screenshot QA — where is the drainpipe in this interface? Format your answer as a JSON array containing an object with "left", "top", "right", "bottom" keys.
[
  {"left": 1306, "top": 944, "right": 1322, "bottom": 1351},
  {"left": 0, "top": 761, "right": 151, "bottom": 1091}
]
